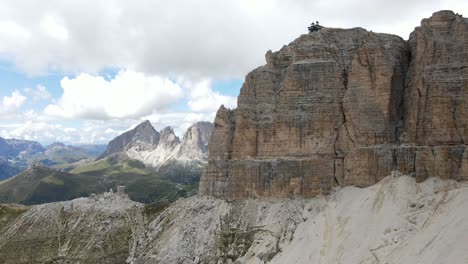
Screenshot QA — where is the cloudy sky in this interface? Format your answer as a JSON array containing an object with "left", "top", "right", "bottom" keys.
[{"left": 0, "top": 0, "right": 466, "bottom": 145}]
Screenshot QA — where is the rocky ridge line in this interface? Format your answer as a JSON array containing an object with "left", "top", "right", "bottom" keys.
[{"left": 98, "top": 121, "right": 213, "bottom": 181}]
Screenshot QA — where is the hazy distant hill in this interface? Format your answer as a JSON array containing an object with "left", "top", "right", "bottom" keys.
[
  {"left": 0, "top": 137, "right": 105, "bottom": 180},
  {"left": 0, "top": 137, "right": 45, "bottom": 180},
  {"left": 0, "top": 166, "right": 99, "bottom": 204}
]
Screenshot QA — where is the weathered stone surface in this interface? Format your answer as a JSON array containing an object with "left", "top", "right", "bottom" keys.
[
  {"left": 399, "top": 10, "right": 468, "bottom": 182},
  {"left": 0, "top": 195, "right": 144, "bottom": 264},
  {"left": 98, "top": 120, "right": 160, "bottom": 160},
  {"left": 403, "top": 10, "right": 468, "bottom": 145},
  {"left": 131, "top": 177, "right": 468, "bottom": 263},
  {"left": 200, "top": 11, "right": 468, "bottom": 199}
]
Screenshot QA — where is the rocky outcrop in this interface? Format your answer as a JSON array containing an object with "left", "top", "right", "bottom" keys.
[
  {"left": 200, "top": 10, "right": 468, "bottom": 199},
  {"left": 0, "top": 194, "right": 144, "bottom": 264}
]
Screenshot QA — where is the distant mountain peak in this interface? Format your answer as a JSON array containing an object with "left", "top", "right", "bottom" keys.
[
  {"left": 97, "top": 120, "right": 160, "bottom": 160},
  {"left": 160, "top": 126, "right": 180, "bottom": 147},
  {"left": 160, "top": 126, "right": 175, "bottom": 136},
  {"left": 136, "top": 120, "right": 152, "bottom": 128},
  {"left": 47, "top": 142, "right": 66, "bottom": 148},
  {"left": 98, "top": 120, "right": 213, "bottom": 183},
  {"left": 179, "top": 121, "right": 213, "bottom": 159}
]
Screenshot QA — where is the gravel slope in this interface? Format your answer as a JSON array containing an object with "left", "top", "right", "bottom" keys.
[{"left": 131, "top": 175, "right": 468, "bottom": 264}]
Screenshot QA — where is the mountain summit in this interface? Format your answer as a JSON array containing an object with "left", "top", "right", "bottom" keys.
[
  {"left": 97, "top": 120, "right": 160, "bottom": 159},
  {"left": 98, "top": 120, "right": 213, "bottom": 183}
]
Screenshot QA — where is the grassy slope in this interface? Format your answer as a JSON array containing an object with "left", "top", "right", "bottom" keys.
[
  {"left": 0, "top": 166, "right": 105, "bottom": 204},
  {"left": 0, "top": 157, "right": 197, "bottom": 205},
  {"left": 71, "top": 158, "right": 197, "bottom": 203}
]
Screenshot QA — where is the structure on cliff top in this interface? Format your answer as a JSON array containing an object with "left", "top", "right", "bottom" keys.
[
  {"left": 308, "top": 21, "right": 323, "bottom": 32},
  {"left": 199, "top": 10, "right": 468, "bottom": 199}
]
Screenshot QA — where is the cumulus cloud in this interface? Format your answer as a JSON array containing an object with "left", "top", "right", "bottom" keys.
[
  {"left": 0, "top": 0, "right": 465, "bottom": 76},
  {"left": 44, "top": 70, "right": 184, "bottom": 119},
  {"left": 24, "top": 84, "right": 52, "bottom": 101},
  {"left": 40, "top": 14, "right": 69, "bottom": 41},
  {"left": 187, "top": 79, "right": 237, "bottom": 112},
  {"left": 0, "top": 120, "right": 122, "bottom": 144},
  {"left": 0, "top": 21, "right": 30, "bottom": 40},
  {"left": 0, "top": 90, "right": 27, "bottom": 118},
  {"left": 2, "top": 90, "right": 26, "bottom": 109}
]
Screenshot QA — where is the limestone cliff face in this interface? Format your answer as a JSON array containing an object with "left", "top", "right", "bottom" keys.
[
  {"left": 200, "top": 10, "right": 468, "bottom": 199},
  {"left": 400, "top": 11, "right": 468, "bottom": 182}
]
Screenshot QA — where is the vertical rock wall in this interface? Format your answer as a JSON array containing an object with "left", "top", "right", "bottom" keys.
[{"left": 200, "top": 11, "right": 468, "bottom": 199}]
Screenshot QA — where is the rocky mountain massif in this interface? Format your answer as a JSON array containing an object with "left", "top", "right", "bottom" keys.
[
  {"left": 200, "top": 10, "right": 468, "bottom": 199},
  {"left": 98, "top": 120, "right": 213, "bottom": 183}
]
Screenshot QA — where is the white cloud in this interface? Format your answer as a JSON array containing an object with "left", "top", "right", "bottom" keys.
[
  {"left": 0, "top": 120, "right": 120, "bottom": 144},
  {"left": 0, "top": 121, "right": 60, "bottom": 142},
  {"left": 0, "top": 0, "right": 465, "bottom": 76},
  {"left": 44, "top": 70, "right": 184, "bottom": 119},
  {"left": 187, "top": 79, "right": 237, "bottom": 112},
  {"left": 40, "top": 15, "right": 69, "bottom": 41},
  {"left": 0, "top": 21, "right": 30, "bottom": 40},
  {"left": 1, "top": 90, "right": 26, "bottom": 113},
  {"left": 24, "top": 84, "right": 52, "bottom": 101}
]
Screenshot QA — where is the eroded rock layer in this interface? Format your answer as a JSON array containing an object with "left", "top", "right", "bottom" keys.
[
  {"left": 200, "top": 10, "right": 468, "bottom": 199},
  {"left": 131, "top": 176, "right": 468, "bottom": 263}
]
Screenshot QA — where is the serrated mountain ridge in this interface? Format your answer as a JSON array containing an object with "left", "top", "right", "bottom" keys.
[{"left": 99, "top": 120, "right": 213, "bottom": 181}]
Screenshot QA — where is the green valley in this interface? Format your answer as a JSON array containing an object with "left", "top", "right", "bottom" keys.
[{"left": 0, "top": 155, "right": 197, "bottom": 205}]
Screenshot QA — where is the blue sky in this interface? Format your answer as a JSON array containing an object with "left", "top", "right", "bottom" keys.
[
  {"left": 0, "top": 64, "right": 242, "bottom": 114},
  {"left": 0, "top": 0, "right": 465, "bottom": 145},
  {"left": 0, "top": 63, "right": 61, "bottom": 96}
]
